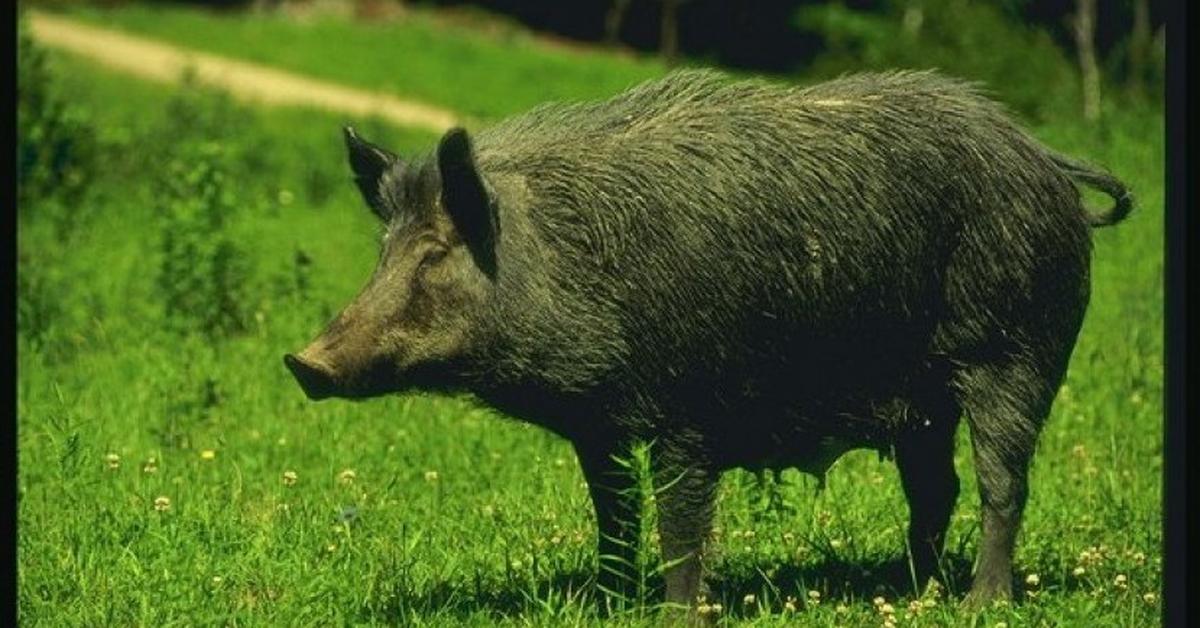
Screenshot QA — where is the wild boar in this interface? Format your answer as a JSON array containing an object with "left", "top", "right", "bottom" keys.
[{"left": 284, "top": 69, "right": 1131, "bottom": 612}]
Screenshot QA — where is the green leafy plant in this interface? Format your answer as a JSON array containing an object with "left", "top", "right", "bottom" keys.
[
  {"left": 17, "top": 23, "right": 98, "bottom": 228},
  {"left": 157, "top": 140, "right": 252, "bottom": 339}
]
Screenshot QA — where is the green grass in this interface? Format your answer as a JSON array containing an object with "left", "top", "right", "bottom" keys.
[
  {"left": 18, "top": 9, "right": 1163, "bottom": 626},
  {"left": 56, "top": 2, "right": 669, "bottom": 123}
]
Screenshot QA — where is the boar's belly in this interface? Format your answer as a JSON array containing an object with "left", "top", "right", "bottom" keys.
[
  {"left": 706, "top": 391, "right": 940, "bottom": 474},
  {"left": 727, "top": 431, "right": 861, "bottom": 477}
]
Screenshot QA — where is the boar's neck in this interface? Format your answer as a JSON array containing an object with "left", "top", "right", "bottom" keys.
[{"left": 452, "top": 176, "right": 631, "bottom": 436}]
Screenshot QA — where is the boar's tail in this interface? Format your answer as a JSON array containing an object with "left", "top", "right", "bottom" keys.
[{"left": 1048, "top": 150, "right": 1134, "bottom": 227}]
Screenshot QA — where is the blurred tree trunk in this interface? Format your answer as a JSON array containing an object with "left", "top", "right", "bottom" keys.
[
  {"left": 355, "top": 0, "right": 401, "bottom": 21},
  {"left": 1127, "top": 0, "right": 1150, "bottom": 97},
  {"left": 1153, "top": 23, "right": 1165, "bottom": 79},
  {"left": 605, "top": 0, "right": 631, "bottom": 45},
  {"left": 660, "top": 0, "right": 683, "bottom": 67},
  {"left": 902, "top": 3, "right": 924, "bottom": 38},
  {"left": 1072, "top": 0, "right": 1101, "bottom": 121}
]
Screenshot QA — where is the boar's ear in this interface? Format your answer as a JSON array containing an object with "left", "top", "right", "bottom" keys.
[
  {"left": 343, "top": 126, "right": 398, "bottom": 221},
  {"left": 437, "top": 127, "right": 499, "bottom": 279}
]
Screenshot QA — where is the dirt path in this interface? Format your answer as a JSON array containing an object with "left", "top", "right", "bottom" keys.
[{"left": 27, "top": 10, "right": 460, "bottom": 133}]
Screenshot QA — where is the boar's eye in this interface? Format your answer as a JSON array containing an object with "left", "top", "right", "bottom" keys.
[{"left": 416, "top": 248, "right": 449, "bottom": 273}]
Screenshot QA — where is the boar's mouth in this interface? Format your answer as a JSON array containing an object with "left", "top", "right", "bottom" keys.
[
  {"left": 283, "top": 353, "right": 398, "bottom": 401},
  {"left": 283, "top": 354, "right": 338, "bottom": 400}
]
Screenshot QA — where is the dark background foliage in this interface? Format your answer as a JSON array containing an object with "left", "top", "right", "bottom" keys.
[
  {"left": 88, "top": 0, "right": 1163, "bottom": 122},
  {"left": 145, "top": 1, "right": 1164, "bottom": 75}
]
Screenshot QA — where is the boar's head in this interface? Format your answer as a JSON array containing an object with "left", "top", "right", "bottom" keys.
[{"left": 284, "top": 126, "right": 498, "bottom": 400}]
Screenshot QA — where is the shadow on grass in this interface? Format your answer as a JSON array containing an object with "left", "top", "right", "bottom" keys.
[
  {"left": 707, "top": 553, "right": 975, "bottom": 614},
  {"left": 708, "top": 550, "right": 1097, "bottom": 617},
  {"left": 363, "top": 550, "right": 1080, "bottom": 621},
  {"left": 365, "top": 568, "right": 600, "bottom": 622}
]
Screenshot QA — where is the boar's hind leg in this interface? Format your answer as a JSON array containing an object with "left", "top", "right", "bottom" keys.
[
  {"left": 575, "top": 441, "right": 643, "bottom": 613},
  {"left": 955, "top": 358, "right": 1058, "bottom": 609},
  {"left": 894, "top": 396, "right": 962, "bottom": 592}
]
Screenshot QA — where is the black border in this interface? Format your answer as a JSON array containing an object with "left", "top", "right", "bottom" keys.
[
  {"left": 4, "top": 2, "right": 1192, "bottom": 626},
  {"left": 1163, "top": 0, "right": 1192, "bottom": 626},
  {"left": 6, "top": 3, "right": 20, "bottom": 626}
]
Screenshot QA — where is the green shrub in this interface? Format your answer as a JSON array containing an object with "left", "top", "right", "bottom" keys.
[
  {"left": 157, "top": 141, "right": 252, "bottom": 339},
  {"left": 17, "top": 24, "right": 98, "bottom": 224}
]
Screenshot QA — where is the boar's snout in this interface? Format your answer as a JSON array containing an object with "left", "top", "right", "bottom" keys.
[{"left": 284, "top": 353, "right": 339, "bottom": 401}]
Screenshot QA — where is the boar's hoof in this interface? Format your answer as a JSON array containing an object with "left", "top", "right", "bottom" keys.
[
  {"left": 284, "top": 354, "right": 338, "bottom": 400},
  {"left": 958, "top": 585, "right": 1012, "bottom": 612}
]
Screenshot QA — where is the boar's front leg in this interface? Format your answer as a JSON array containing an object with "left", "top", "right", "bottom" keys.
[
  {"left": 575, "top": 440, "right": 642, "bottom": 612},
  {"left": 653, "top": 441, "right": 718, "bottom": 611}
]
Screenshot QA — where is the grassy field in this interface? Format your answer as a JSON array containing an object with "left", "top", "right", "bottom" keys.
[
  {"left": 18, "top": 5, "right": 1163, "bottom": 626},
  {"left": 59, "top": 2, "right": 668, "bottom": 123}
]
